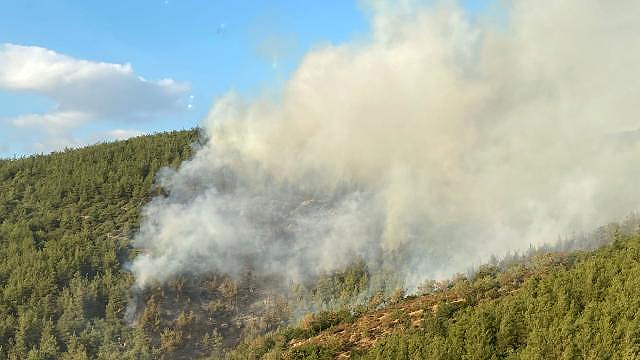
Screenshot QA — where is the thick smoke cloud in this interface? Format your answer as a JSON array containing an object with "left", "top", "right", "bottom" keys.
[{"left": 131, "top": 0, "right": 640, "bottom": 289}]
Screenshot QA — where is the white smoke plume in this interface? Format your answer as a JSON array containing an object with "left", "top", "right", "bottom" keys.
[{"left": 130, "top": 0, "right": 640, "bottom": 290}]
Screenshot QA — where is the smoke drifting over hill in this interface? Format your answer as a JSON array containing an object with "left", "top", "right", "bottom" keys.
[{"left": 130, "top": 0, "right": 640, "bottom": 290}]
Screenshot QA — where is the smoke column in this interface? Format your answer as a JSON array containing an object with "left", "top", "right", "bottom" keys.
[{"left": 130, "top": 0, "right": 640, "bottom": 290}]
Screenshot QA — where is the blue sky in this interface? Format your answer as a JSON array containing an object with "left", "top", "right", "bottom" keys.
[{"left": 0, "top": 0, "right": 489, "bottom": 158}]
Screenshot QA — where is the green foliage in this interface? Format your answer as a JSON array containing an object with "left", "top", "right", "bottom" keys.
[
  {"left": 292, "top": 259, "right": 371, "bottom": 311},
  {"left": 0, "top": 130, "right": 199, "bottom": 359},
  {"left": 286, "top": 343, "right": 337, "bottom": 360},
  {"left": 301, "top": 309, "right": 354, "bottom": 335},
  {"left": 357, "top": 233, "right": 640, "bottom": 359}
]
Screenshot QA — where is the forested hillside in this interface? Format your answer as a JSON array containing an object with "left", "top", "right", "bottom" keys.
[
  {"left": 361, "top": 232, "right": 640, "bottom": 360},
  {"left": 229, "top": 227, "right": 640, "bottom": 359},
  {"left": 0, "top": 130, "right": 378, "bottom": 359},
  {"left": 2, "top": 129, "right": 639, "bottom": 360},
  {"left": 0, "top": 130, "right": 199, "bottom": 359}
]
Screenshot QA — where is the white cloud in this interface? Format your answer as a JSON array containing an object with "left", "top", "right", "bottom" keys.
[
  {"left": 0, "top": 43, "right": 189, "bottom": 153},
  {"left": 11, "top": 111, "right": 88, "bottom": 129},
  {"left": 0, "top": 43, "right": 189, "bottom": 117}
]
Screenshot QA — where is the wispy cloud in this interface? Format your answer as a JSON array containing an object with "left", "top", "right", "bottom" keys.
[
  {"left": 0, "top": 43, "right": 190, "bottom": 153},
  {"left": 10, "top": 111, "right": 88, "bottom": 129}
]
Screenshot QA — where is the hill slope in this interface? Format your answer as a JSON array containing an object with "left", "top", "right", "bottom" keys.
[
  {"left": 228, "top": 229, "right": 640, "bottom": 359},
  {"left": 0, "top": 130, "right": 199, "bottom": 359},
  {"left": 2, "top": 130, "right": 639, "bottom": 360},
  {"left": 0, "top": 130, "right": 374, "bottom": 359}
]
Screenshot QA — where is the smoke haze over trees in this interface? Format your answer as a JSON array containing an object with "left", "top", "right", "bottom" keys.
[{"left": 131, "top": 0, "right": 640, "bottom": 290}]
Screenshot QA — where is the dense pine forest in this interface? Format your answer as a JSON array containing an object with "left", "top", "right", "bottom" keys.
[
  {"left": 1, "top": 130, "right": 640, "bottom": 359},
  {"left": 0, "top": 130, "right": 200, "bottom": 359}
]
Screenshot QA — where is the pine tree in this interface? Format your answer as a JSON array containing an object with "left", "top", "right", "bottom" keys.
[{"left": 61, "top": 335, "right": 89, "bottom": 360}]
